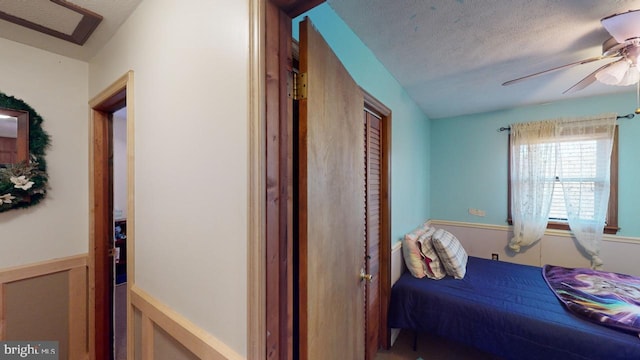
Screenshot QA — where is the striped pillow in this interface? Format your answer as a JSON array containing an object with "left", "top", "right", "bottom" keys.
[
  {"left": 402, "top": 222, "right": 431, "bottom": 278},
  {"left": 417, "top": 228, "right": 446, "bottom": 280},
  {"left": 432, "top": 229, "right": 468, "bottom": 279}
]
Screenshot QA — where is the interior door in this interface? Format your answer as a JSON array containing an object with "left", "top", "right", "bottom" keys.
[{"left": 298, "top": 18, "right": 366, "bottom": 359}]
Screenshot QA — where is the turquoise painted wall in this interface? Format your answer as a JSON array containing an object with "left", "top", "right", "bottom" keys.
[
  {"left": 430, "top": 91, "right": 640, "bottom": 237},
  {"left": 295, "top": 4, "right": 431, "bottom": 244},
  {"left": 295, "top": 4, "right": 640, "bottom": 240}
]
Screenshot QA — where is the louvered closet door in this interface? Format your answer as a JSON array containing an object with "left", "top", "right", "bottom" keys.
[{"left": 365, "top": 110, "right": 382, "bottom": 360}]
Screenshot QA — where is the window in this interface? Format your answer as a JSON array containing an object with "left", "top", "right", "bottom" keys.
[{"left": 508, "top": 127, "right": 618, "bottom": 234}]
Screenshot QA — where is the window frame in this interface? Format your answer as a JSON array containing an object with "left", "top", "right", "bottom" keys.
[{"left": 507, "top": 126, "right": 619, "bottom": 234}]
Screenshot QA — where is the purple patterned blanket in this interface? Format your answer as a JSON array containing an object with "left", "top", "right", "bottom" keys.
[{"left": 543, "top": 264, "right": 640, "bottom": 335}]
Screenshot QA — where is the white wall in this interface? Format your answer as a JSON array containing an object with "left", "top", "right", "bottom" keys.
[
  {"left": 0, "top": 38, "right": 89, "bottom": 268},
  {"left": 89, "top": 0, "right": 249, "bottom": 355}
]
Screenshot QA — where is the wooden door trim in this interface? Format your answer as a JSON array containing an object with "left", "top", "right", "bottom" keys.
[
  {"left": 270, "top": 0, "right": 324, "bottom": 17},
  {"left": 249, "top": 0, "right": 267, "bottom": 359},
  {"left": 88, "top": 106, "right": 112, "bottom": 360},
  {"left": 264, "top": 2, "right": 327, "bottom": 359},
  {"left": 264, "top": 2, "right": 291, "bottom": 359},
  {"left": 363, "top": 89, "right": 392, "bottom": 350},
  {"left": 89, "top": 70, "right": 134, "bottom": 360}
]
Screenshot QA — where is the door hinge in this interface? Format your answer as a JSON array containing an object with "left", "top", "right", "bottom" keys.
[
  {"left": 108, "top": 248, "right": 116, "bottom": 257},
  {"left": 293, "top": 72, "right": 307, "bottom": 100}
]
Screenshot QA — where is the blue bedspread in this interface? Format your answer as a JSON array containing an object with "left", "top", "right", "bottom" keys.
[{"left": 388, "top": 256, "right": 640, "bottom": 360}]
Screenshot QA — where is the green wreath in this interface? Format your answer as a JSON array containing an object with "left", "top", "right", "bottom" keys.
[{"left": 0, "top": 92, "right": 50, "bottom": 212}]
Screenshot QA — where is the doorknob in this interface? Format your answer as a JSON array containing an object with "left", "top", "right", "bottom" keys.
[{"left": 360, "top": 268, "right": 373, "bottom": 282}]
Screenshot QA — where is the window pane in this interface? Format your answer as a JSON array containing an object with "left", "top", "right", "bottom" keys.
[
  {"left": 549, "top": 183, "right": 567, "bottom": 220},
  {"left": 507, "top": 127, "right": 618, "bottom": 234},
  {"left": 549, "top": 140, "right": 598, "bottom": 222}
]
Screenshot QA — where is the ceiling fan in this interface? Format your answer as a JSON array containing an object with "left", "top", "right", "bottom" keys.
[{"left": 502, "top": 9, "right": 640, "bottom": 95}]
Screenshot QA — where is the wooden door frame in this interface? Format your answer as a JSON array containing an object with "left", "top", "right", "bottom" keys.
[
  {"left": 88, "top": 71, "right": 134, "bottom": 360},
  {"left": 363, "top": 89, "right": 392, "bottom": 350},
  {"left": 264, "top": 1, "right": 392, "bottom": 358},
  {"left": 265, "top": 2, "right": 324, "bottom": 359}
]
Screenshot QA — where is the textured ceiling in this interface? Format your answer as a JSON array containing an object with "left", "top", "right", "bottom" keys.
[
  {"left": 328, "top": 0, "right": 640, "bottom": 119},
  {"left": 0, "top": 0, "right": 142, "bottom": 61},
  {"left": 3, "top": 1, "right": 640, "bottom": 119}
]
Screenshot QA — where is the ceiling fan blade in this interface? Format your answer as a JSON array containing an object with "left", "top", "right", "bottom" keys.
[
  {"left": 562, "top": 62, "right": 616, "bottom": 94},
  {"left": 502, "top": 55, "right": 614, "bottom": 86},
  {"left": 601, "top": 10, "right": 640, "bottom": 43}
]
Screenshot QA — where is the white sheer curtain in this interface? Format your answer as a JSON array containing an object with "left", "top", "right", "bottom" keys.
[
  {"left": 555, "top": 114, "right": 617, "bottom": 269},
  {"left": 509, "top": 120, "right": 557, "bottom": 252}
]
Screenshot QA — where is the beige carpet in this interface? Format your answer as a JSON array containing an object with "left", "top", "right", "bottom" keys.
[{"left": 375, "top": 330, "right": 500, "bottom": 360}]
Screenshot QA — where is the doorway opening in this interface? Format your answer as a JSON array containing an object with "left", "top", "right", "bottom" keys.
[
  {"left": 89, "top": 71, "right": 134, "bottom": 360},
  {"left": 112, "top": 106, "right": 128, "bottom": 360}
]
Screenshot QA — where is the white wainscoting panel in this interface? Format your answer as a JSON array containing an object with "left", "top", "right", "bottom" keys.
[
  {"left": 430, "top": 220, "right": 640, "bottom": 276},
  {"left": 389, "top": 241, "right": 404, "bottom": 346}
]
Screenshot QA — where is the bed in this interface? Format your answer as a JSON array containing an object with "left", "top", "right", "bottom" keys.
[{"left": 388, "top": 256, "right": 640, "bottom": 360}]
